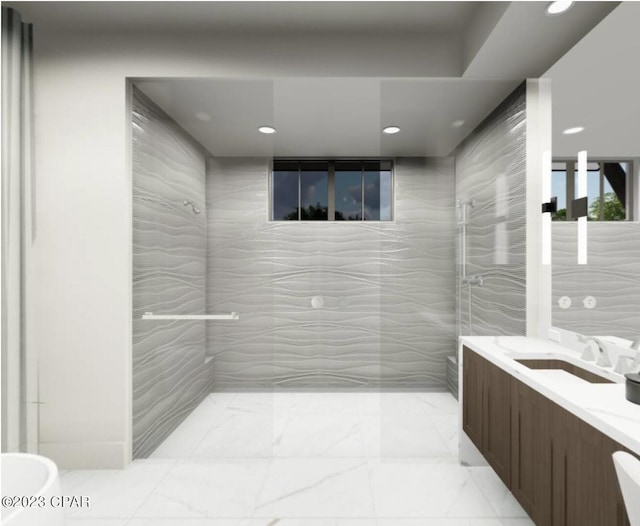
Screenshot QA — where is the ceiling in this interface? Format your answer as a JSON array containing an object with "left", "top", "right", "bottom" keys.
[
  {"left": 134, "top": 77, "right": 521, "bottom": 157},
  {"left": 9, "top": 0, "right": 628, "bottom": 158},
  {"left": 5, "top": 1, "right": 479, "bottom": 35}
]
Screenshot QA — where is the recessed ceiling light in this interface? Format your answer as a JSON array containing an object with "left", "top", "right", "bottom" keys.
[
  {"left": 452, "top": 120, "right": 465, "bottom": 128},
  {"left": 258, "top": 126, "right": 276, "bottom": 134},
  {"left": 546, "top": 1, "right": 574, "bottom": 16},
  {"left": 195, "top": 112, "right": 212, "bottom": 122},
  {"left": 382, "top": 126, "right": 401, "bottom": 135},
  {"left": 563, "top": 126, "right": 584, "bottom": 135}
]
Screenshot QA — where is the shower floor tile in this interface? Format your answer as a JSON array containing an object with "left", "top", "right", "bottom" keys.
[{"left": 60, "top": 392, "right": 532, "bottom": 525}]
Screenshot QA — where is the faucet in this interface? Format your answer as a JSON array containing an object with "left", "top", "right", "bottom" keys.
[
  {"left": 613, "top": 339, "right": 640, "bottom": 375},
  {"left": 629, "top": 339, "right": 640, "bottom": 372},
  {"left": 577, "top": 335, "right": 612, "bottom": 367}
]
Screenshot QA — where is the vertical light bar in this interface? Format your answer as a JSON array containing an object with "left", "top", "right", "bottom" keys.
[
  {"left": 541, "top": 150, "right": 552, "bottom": 265},
  {"left": 577, "top": 150, "right": 588, "bottom": 265}
]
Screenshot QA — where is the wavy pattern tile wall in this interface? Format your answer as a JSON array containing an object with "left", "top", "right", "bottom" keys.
[
  {"left": 552, "top": 222, "right": 640, "bottom": 339},
  {"left": 455, "top": 84, "right": 527, "bottom": 337},
  {"left": 206, "top": 157, "right": 456, "bottom": 388},
  {"left": 132, "top": 88, "right": 212, "bottom": 458}
]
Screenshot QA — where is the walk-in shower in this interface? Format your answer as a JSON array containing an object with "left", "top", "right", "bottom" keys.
[{"left": 130, "top": 76, "right": 528, "bottom": 458}]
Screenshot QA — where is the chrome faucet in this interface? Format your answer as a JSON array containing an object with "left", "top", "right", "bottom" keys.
[
  {"left": 614, "top": 339, "right": 640, "bottom": 375},
  {"left": 629, "top": 339, "right": 640, "bottom": 372},
  {"left": 577, "top": 335, "right": 612, "bottom": 367}
]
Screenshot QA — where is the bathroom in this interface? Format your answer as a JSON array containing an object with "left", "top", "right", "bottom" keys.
[{"left": 2, "top": 2, "right": 640, "bottom": 525}]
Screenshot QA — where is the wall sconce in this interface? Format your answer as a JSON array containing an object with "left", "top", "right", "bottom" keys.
[
  {"left": 576, "top": 150, "right": 588, "bottom": 265},
  {"left": 541, "top": 150, "right": 553, "bottom": 266}
]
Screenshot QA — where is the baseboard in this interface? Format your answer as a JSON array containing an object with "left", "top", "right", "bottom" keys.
[
  {"left": 210, "top": 386, "right": 450, "bottom": 393},
  {"left": 39, "top": 440, "right": 128, "bottom": 469}
]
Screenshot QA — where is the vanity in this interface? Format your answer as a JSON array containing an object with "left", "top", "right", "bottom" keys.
[{"left": 459, "top": 336, "right": 640, "bottom": 526}]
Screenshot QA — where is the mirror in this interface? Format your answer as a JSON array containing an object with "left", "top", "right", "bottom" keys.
[{"left": 546, "top": 2, "right": 640, "bottom": 341}]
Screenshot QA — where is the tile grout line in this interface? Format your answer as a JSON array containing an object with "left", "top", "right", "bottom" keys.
[
  {"left": 249, "top": 390, "right": 295, "bottom": 523},
  {"left": 126, "top": 458, "right": 179, "bottom": 522},
  {"left": 357, "top": 391, "right": 382, "bottom": 522},
  {"left": 187, "top": 392, "right": 238, "bottom": 459}
]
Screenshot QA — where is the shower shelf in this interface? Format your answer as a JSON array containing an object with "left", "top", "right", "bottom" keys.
[{"left": 141, "top": 312, "right": 239, "bottom": 320}]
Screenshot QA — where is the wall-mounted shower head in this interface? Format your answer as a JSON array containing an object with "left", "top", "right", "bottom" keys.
[
  {"left": 458, "top": 198, "right": 476, "bottom": 208},
  {"left": 183, "top": 200, "right": 201, "bottom": 214}
]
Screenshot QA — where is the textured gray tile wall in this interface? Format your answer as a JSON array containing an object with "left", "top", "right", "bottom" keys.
[
  {"left": 206, "top": 157, "right": 456, "bottom": 388},
  {"left": 552, "top": 222, "right": 640, "bottom": 340},
  {"left": 132, "top": 88, "right": 212, "bottom": 458},
  {"left": 455, "top": 84, "right": 527, "bottom": 337}
]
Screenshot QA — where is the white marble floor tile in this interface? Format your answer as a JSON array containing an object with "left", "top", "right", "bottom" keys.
[
  {"left": 356, "top": 392, "right": 385, "bottom": 416},
  {"left": 127, "top": 519, "right": 253, "bottom": 526},
  {"left": 254, "top": 458, "right": 375, "bottom": 518},
  {"left": 65, "top": 520, "right": 129, "bottom": 526},
  {"left": 413, "top": 392, "right": 460, "bottom": 415},
  {"left": 429, "top": 412, "right": 460, "bottom": 458},
  {"left": 151, "top": 395, "right": 236, "bottom": 458},
  {"left": 468, "top": 468, "right": 528, "bottom": 518},
  {"left": 192, "top": 412, "right": 286, "bottom": 458},
  {"left": 134, "top": 460, "right": 269, "bottom": 518},
  {"left": 377, "top": 521, "right": 503, "bottom": 526},
  {"left": 57, "top": 393, "right": 531, "bottom": 526},
  {"left": 358, "top": 392, "right": 443, "bottom": 418},
  {"left": 360, "top": 414, "right": 453, "bottom": 459},
  {"left": 227, "top": 392, "right": 295, "bottom": 418},
  {"left": 249, "top": 521, "right": 378, "bottom": 526},
  {"left": 60, "top": 460, "right": 176, "bottom": 518},
  {"left": 276, "top": 413, "right": 364, "bottom": 458},
  {"left": 290, "top": 393, "right": 360, "bottom": 415},
  {"left": 368, "top": 460, "right": 497, "bottom": 518}
]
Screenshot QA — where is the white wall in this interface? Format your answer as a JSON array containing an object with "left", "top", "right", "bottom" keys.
[{"left": 29, "top": 29, "right": 462, "bottom": 468}]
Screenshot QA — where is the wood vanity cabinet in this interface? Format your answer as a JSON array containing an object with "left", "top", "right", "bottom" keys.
[
  {"left": 462, "top": 345, "right": 634, "bottom": 526},
  {"left": 483, "top": 356, "right": 512, "bottom": 486},
  {"left": 511, "top": 379, "right": 552, "bottom": 526},
  {"left": 462, "top": 346, "right": 484, "bottom": 450},
  {"left": 552, "top": 406, "right": 631, "bottom": 526},
  {"left": 462, "top": 346, "right": 511, "bottom": 487}
]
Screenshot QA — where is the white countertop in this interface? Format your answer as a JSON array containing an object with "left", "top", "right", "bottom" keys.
[{"left": 460, "top": 336, "right": 640, "bottom": 456}]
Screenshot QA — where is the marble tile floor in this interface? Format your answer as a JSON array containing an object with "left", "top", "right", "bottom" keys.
[{"left": 63, "top": 392, "right": 534, "bottom": 526}]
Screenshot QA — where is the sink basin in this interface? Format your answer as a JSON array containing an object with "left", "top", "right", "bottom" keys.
[{"left": 515, "top": 359, "right": 614, "bottom": 384}]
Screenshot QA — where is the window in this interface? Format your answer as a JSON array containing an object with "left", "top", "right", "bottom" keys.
[
  {"left": 271, "top": 160, "right": 393, "bottom": 221},
  {"left": 551, "top": 160, "right": 633, "bottom": 221}
]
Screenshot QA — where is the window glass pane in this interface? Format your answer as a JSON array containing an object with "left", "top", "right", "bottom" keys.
[
  {"left": 379, "top": 170, "right": 392, "bottom": 221},
  {"left": 272, "top": 159, "right": 393, "bottom": 222},
  {"left": 300, "top": 162, "right": 328, "bottom": 220},
  {"left": 552, "top": 163, "right": 567, "bottom": 221},
  {"left": 575, "top": 164, "right": 601, "bottom": 219},
  {"left": 335, "top": 163, "right": 362, "bottom": 220},
  {"left": 273, "top": 169, "right": 299, "bottom": 220},
  {"left": 602, "top": 162, "right": 627, "bottom": 221},
  {"left": 363, "top": 167, "right": 393, "bottom": 221}
]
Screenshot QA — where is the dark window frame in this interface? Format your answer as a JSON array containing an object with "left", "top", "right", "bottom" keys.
[
  {"left": 270, "top": 159, "right": 394, "bottom": 222},
  {"left": 551, "top": 159, "right": 634, "bottom": 221}
]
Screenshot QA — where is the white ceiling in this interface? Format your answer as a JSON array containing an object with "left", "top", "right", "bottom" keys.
[
  {"left": 9, "top": 1, "right": 479, "bottom": 35},
  {"left": 9, "top": 0, "right": 627, "bottom": 158},
  {"left": 544, "top": 2, "right": 640, "bottom": 158},
  {"left": 134, "top": 77, "right": 521, "bottom": 157}
]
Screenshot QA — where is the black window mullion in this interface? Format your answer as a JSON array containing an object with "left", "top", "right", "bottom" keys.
[
  {"left": 599, "top": 166, "right": 605, "bottom": 220},
  {"left": 567, "top": 162, "right": 575, "bottom": 221},
  {"left": 328, "top": 161, "right": 335, "bottom": 221},
  {"left": 361, "top": 163, "right": 365, "bottom": 221},
  {"left": 298, "top": 163, "right": 301, "bottom": 221}
]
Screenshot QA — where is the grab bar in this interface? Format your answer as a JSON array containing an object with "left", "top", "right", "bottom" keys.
[{"left": 142, "top": 312, "right": 239, "bottom": 320}]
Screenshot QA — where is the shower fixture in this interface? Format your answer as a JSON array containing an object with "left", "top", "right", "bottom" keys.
[
  {"left": 183, "top": 200, "right": 201, "bottom": 214},
  {"left": 458, "top": 198, "right": 483, "bottom": 287}
]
